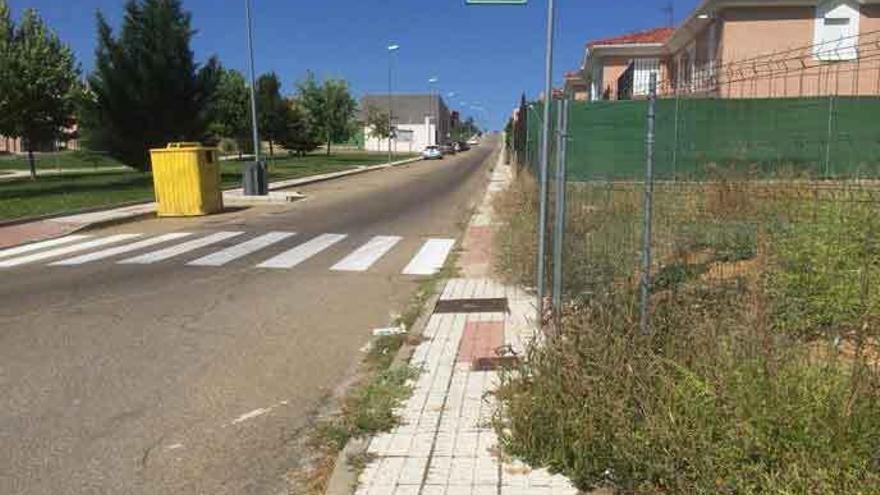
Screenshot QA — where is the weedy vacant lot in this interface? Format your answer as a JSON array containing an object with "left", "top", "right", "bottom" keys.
[{"left": 492, "top": 173, "right": 880, "bottom": 494}]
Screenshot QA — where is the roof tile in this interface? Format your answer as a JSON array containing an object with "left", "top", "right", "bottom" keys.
[{"left": 587, "top": 27, "right": 675, "bottom": 49}]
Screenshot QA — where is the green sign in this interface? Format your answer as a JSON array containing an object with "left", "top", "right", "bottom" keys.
[{"left": 465, "top": 0, "right": 527, "bottom": 4}]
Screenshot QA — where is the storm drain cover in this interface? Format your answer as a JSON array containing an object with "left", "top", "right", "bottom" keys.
[{"left": 434, "top": 298, "right": 509, "bottom": 314}]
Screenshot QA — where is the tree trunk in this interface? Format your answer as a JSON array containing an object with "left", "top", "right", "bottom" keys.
[
  {"left": 27, "top": 141, "right": 36, "bottom": 181},
  {"left": 268, "top": 140, "right": 274, "bottom": 171},
  {"left": 326, "top": 140, "right": 331, "bottom": 156}
]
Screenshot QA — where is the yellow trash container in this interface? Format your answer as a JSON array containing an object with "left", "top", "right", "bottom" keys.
[{"left": 149, "top": 142, "right": 223, "bottom": 217}]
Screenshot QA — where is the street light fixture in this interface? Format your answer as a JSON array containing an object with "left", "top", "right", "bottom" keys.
[{"left": 387, "top": 44, "right": 400, "bottom": 163}]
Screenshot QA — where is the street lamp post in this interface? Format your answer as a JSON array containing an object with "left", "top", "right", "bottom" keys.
[
  {"left": 243, "top": 0, "right": 267, "bottom": 196},
  {"left": 387, "top": 44, "right": 400, "bottom": 164},
  {"left": 536, "top": 0, "right": 556, "bottom": 326},
  {"left": 428, "top": 77, "right": 438, "bottom": 145}
]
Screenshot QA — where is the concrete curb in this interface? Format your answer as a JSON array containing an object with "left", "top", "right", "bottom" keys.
[
  {"left": 323, "top": 288, "right": 443, "bottom": 495},
  {"left": 0, "top": 156, "right": 424, "bottom": 245}
]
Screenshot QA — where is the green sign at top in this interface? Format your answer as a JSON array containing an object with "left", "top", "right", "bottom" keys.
[{"left": 465, "top": 0, "right": 527, "bottom": 4}]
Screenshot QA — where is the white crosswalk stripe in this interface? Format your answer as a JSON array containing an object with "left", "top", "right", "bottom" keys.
[
  {"left": 330, "top": 235, "right": 402, "bottom": 272},
  {"left": 50, "top": 233, "right": 194, "bottom": 266},
  {"left": 1, "top": 231, "right": 457, "bottom": 276},
  {"left": 188, "top": 232, "right": 295, "bottom": 267},
  {"left": 119, "top": 231, "right": 244, "bottom": 264},
  {"left": 0, "top": 234, "right": 92, "bottom": 260},
  {"left": 0, "top": 234, "right": 143, "bottom": 268},
  {"left": 257, "top": 233, "right": 347, "bottom": 269},
  {"left": 402, "top": 238, "right": 456, "bottom": 276}
]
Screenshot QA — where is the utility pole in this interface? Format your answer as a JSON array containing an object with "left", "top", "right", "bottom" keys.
[{"left": 243, "top": 0, "right": 266, "bottom": 195}]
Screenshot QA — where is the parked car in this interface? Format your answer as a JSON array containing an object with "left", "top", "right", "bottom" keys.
[
  {"left": 422, "top": 145, "right": 443, "bottom": 160},
  {"left": 467, "top": 137, "right": 480, "bottom": 146},
  {"left": 439, "top": 144, "right": 456, "bottom": 155},
  {"left": 456, "top": 141, "right": 470, "bottom": 152}
]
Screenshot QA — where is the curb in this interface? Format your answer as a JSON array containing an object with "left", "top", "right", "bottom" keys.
[
  {"left": 0, "top": 199, "right": 155, "bottom": 228},
  {"left": 0, "top": 156, "right": 424, "bottom": 243},
  {"left": 323, "top": 288, "right": 444, "bottom": 495}
]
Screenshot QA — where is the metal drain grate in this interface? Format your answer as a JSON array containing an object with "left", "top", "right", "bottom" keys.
[{"left": 434, "top": 298, "right": 509, "bottom": 314}]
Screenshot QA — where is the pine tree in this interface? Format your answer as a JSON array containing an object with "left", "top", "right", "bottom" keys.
[{"left": 82, "top": 0, "right": 219, "bottom": 170}]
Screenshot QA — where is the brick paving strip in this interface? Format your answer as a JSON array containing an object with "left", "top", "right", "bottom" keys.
[{"left": 350, "top": 150, "right": 580, "bottom": 494}]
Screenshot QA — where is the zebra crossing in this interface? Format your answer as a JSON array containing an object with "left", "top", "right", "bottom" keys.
[{"left": 0, "top": 231, "right": 457, "bottom": 276}]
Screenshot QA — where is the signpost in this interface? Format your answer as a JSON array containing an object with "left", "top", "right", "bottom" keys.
[{"left": 468, "top": 0, "right": 554, "bottom": 327}]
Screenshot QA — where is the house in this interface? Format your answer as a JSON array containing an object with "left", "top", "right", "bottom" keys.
[
  {"left": 0, "top": 134, "right": 79, "bottom": 154},
  {"left": 360, "top": 94, "right": 451, "bottom": 154},
  {"left": 563, "top": 71, "right": 590, "bottom": 101},
  {"left": 0, "top": 136, "right": 24, "bottom": 154},
  {"left": 580, "top": 0, "right": 880, "bottom": 100}
]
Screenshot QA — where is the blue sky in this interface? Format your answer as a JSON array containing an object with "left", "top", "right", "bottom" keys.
[{"left": 9, "top": 0, "right": 700, "bottom": 130}]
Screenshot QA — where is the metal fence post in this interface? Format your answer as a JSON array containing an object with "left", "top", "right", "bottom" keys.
[
  {"left": 552, "top": 98, "right": 569, "bottom": 313},
  {"left": 536, "top": 0, "right": 556, "bottom": 327},
  {"left": 824, "top": 94, "right": 835, "bottom": 177},
  {"left": 639, "top": 74, "right": 658, "bottom": 336}
]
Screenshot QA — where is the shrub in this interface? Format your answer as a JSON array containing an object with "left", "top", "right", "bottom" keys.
[{"left": 492, "top": 176, "right": 880, "bottom": 494}]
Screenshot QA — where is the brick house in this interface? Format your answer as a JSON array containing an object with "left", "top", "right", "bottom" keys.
[{"left": 576, "top": 0, "right": 880, "bottom": 100}]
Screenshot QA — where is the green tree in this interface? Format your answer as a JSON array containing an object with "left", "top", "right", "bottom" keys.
[
  {"left": 81, "top": 0, "right": 219, "bottom": 170},
  {"left": 297, "top": 72, "right": 357, "bottom": 156},
  {"left": 0, "top": 2, "right": 79, "bottom": 179},
  {"left": 256, "top": 72, "right": 288, "bottom": 160},
  {"left": 208, "top": 67, "right": 250, "bottom": 158},
  {"left": 0, "top": 2, "right": 13, "bottom": 139},
  {"left": 277, "top": 98, "right": 319, "bottom": 157},
  {"left": 365, "top": 104, "right": 391, "bottom": 142}
]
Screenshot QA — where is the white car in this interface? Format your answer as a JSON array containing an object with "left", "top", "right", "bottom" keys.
[
  {"left": 422, "top": 145, "right": 443, "bottom": 160},
  {"left": 467, "top": 138, "right": 480, "bottom": 146}
]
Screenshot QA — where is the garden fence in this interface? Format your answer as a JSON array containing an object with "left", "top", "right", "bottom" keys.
[{"left": 510, "top": 30, "right": 880, "bottom": 339}]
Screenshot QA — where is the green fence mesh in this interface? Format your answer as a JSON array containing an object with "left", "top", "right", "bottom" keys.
[{"left": 556, "top": 96, "right": 880, "bottom": 181}]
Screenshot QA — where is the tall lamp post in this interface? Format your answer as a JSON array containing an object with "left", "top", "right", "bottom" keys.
[
  {"left": 243, "top": 0, "right": 266, "bottom": 196},
  {"left": 387, "top": 44, "right": 400, "bottom": 163},
  {"left": 428, "top": 77, "right": 439, "bottom": 145}
]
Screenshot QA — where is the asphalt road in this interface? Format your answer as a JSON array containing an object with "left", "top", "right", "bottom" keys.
[{"left": 0, "top": 139, "right": 497, "bottom": 495}]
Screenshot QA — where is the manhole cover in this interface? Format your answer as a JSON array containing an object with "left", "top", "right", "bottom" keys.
[{"left": 434, "top": 298, "right": 508, "bottom": 314}]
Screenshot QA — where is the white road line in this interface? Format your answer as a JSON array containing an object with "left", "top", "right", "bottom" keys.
[
  {"left": 187, "top": 232, "right": 296, "bottom": 267},
  {"left": 402, "top": 238, "right": 456, "bottom": 276},
  {"left": 0, "top": 234, "right": 143, "bottom": 268},
  {"left": 0, "top": 235, "right": 92, "bottom": 260},
  {"left": 330, "top": 235, "right": 402, "bottom": 272},
  {"left": 50, "top": 233, "right": 194, "bottom": 266},
  {"left": 118, "top": 231, "right": 244, "bottom": 264},
  {"left": 256, "top": 233, "right": 347, "bottom": 269}
]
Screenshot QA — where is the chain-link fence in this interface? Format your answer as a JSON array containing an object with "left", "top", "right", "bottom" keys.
[{"left": 509, "top": 30, "right": 880, "bottom": 340}]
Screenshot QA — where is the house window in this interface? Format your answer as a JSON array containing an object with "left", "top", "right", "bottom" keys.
[{"left": 814, "top": 0, "right": 860, "bottom": 61}]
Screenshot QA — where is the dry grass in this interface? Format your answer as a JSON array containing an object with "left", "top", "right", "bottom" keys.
[{"left": 491, "top": 171, "right": 880, "bottom": 494}]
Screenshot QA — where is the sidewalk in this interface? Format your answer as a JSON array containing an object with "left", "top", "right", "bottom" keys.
[
  {"left": 0, "top": 157, "right": 421, "bottom": 249},
  {"left": 350, "top": 151, "right": 579, "bottom": 494}
]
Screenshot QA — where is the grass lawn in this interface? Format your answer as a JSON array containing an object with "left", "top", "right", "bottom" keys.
[
  {"left": 0, "top": 151, "right": 415, "bottom": 222},
  {"left": 0, "top": 150, "right": 127, "bottom": 171}
]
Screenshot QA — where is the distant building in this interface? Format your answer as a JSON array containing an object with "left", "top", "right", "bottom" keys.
[
  {"left": 563, "top": 71, "right": 589, "bottom": 101},
  {"left": 360, "top": 94, "right": 451, "bottom": 154}
]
